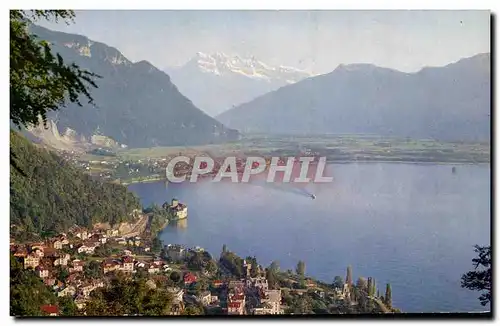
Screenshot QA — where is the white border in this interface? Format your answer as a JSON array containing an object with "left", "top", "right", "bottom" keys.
[{"left": 2, "top": 1, "right": 496, "bottom": 326}]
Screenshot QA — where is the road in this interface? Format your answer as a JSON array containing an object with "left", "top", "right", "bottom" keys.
[{"left": 120, "top": 214, "right": 150, "bottom": 238}]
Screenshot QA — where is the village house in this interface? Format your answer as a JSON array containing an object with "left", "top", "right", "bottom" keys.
[
  {"left": 167, "top": 287, "right": 184, "bottom": 302},
  {"left": 227, "top": 286, "right": 246, "bottom": 315},
  {"left": 44, "top": 278, "right": 56, "bottom": 287},
  {"left": 53, "top": 280, "right": 64, "bottom": 292},
  {"left": 13, "top": 246, "right": 28, "bottom": 258},
  {"left": 79, "top": 280, "right": 104, "bottom": 297},
  {"left": 258, "top": 289, "right": 283, "bottom": 315},
  {"left": 23, "top": 254, "right": 40, "bottom": 269},
  {"left": 90, "top": 233, "right": 107, "bottom": 245},
  {"left": 116, "top": 238, "right": 128, "bottom": 246},
  {"left": 30, "top": 242, "right": 46, "bottom": 251},
  {"left": 212, "top": 280, "right": 224, "bottom": 288},
  {"left": 35, "top": 265, "right": 49, "bottom": 278},
  {"left": 247, "top": 276, "right": 269, "bottom": 291},
  {"left": 227, "top": 301, "right": 245, "bottom": 315},
  {"left": 32, "top": 247, "right": 44, "bottom": 258},
  {"left": 76, "top": 243, "right": 96, "bottom": 255},
  {"left": 40, "top": 304, "right": 59, "bottom": 316},
  {"left": 147, "top": 264, "right": 160, "bottom": 274},
  {"left": 102, "top": 259, "right": 119, "bottom": 274},
  {"left": 120, "top": 256, "right": 134, "bottom": 272},
  {"left": 59, "top": 236, "right": 70, "bottom": 246},
  {"left": 74, "top": 294, "right": 88, "bottom": 310},
  {"left": 135, "top": 261, "right": 146, "bottom": 269},
  {"left": 106, "top": 229, "right": 119, "bottom": 237},
  {"left": 66, "top": 273, "right": 83, "bottom": 287},
  {"left": 75, "top": 230, "right": 89, "bottom": 240},
  {"left": 52, "top": 240, "right": 63, "bottom": 250},
  {"left": 57, "top": 285, "right": 76, "bottom": 297},
  {"left": 197, "top": 291, "right": 212, "bottom": 306},
  {"left": 53, "top": 253, "right": 71, "bottom": 267},
  {"left": 43, "top": 248, "right": 58, "bottom": 258},
  {"left": 123, "top": 249, "right": 132, "bottom": 256},
  {"left": 69, "top": 259, "right": 85, "bottom": 273},
  {"left": 228, "top": 280, "right": 245, "bottom": 289},
  {"left": 183, "top": 272, "right": 197, "bottom": 285}
]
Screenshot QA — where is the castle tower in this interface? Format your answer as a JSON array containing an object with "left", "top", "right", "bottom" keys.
[{"left": 171, "top": 198, "right": 179, "bottom": 208}]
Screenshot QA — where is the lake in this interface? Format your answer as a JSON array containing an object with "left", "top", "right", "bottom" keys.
[{"left": 128, "top": 163, "right": 491, "bottom": 313}]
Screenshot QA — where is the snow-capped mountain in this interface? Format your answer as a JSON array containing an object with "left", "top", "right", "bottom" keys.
[{"left": 165, "top": 52, "right": 313, "bottom": 116}]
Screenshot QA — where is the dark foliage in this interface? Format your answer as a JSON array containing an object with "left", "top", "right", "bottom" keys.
[
  {"left": 461, "top": 245, "right": 491, "bottom": 306},
  {"left": 10, "top": 131, "right": 141, "bottom": 236}
]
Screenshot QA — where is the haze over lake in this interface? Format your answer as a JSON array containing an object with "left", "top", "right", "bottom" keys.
[{"left": 128, "top": 163, "right": 490, "bottom": 313}]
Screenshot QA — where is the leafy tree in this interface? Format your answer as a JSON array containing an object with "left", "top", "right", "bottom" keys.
[
  {"left": 384, "top": 283, "right": 392, "bottom": 308},
  {"left": 205, "top": 260, "right": 218, "bottom": 275},
  {"left": 56, "top": 266, "right": 69, "bottom": 281},
  {"left": 10, "top": 255, "right": 57, "bottom": 316},
  {"left": 193, "top": 279, "right": 208, "bottom": 295},
  {"left": 169, "top": 271, "right": 181, "bottom": 284},
  {"left": 10, "top": 131, "right": 141, "bottom": 237},
  {"left": 84, "top": 260, "right": 102, "bottom": 279},
  {"left": 10, "top": 10, "right": 99, "bottom": 175},
  {"left": 182, "top": 303, "right": 204, "bottom": 315},
  {"left": 219, "top": 251, "right": 244, "bottom": 278},
  {"left": 269, "top": 260, "right": 280, "bottom": 273},
  {"left": 187, "top": 251, "right": 205, "bottom": 271},
  {"left": 461, "top": 245, "right": 491, "bottom": 306},
  {"left": 85, "top": 276, "right": 173, "bottom": 316},
  {"left": 58, "top": 296, "right": 78, "bottom": 316},
  {"left": 93, "top": 245, "right": 112, "bottom": 258},
  {"left": 151, "top": 237, "right": 163, "bottom": 253},
  {"left": 10, "top": 10, "right": 99, "bottom": 128},
  {"left": 296, "top": 260, "right": 306, "bottom": 277},
  {"left": 332, "top": 276, "right": 344, "bottom": 290},
  {"left": 266, "top": 268, "right": 279, "bottom": 290},
  {"left": 135, "top": 268, "right": 149, "bottom": 280},
  {"left": 346, "top": 265, "right": 353, "bottom": 286},
  {"left": 367, "top": 277, "right": 376, "bottom": 297}
]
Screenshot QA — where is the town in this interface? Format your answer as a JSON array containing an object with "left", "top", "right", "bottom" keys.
[{"left": 10, "top": 220, "right": 396, "bottom": 316}]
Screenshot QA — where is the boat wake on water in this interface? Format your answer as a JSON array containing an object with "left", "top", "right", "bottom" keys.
[{"left": 247, "top": 178, "right": 314, "bottom": 199}]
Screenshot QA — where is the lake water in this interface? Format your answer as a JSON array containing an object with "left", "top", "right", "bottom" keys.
[{"left": 128, "top": 163, "right": 491, "bottom": 313}]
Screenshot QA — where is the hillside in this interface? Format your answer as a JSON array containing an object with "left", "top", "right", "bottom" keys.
[
  {"left": 217, "top": 53, "right": 491, "bottom": 142},
  {"left": 10, "top": 131, "right": 141, "bottom": 239},
  {"left": 27, "top": 25, "right": 239, "bottom": 148},
  {"left": 166, "top": 52, "right": 312, "bottom": 116}
]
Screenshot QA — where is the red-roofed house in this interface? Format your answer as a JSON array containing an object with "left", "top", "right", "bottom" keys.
[
  {"left": 183, "top": 272, "right": 197, "bottom": 285},
  {"left": 227, "top": 301, "right": 244, "bottom": 315},
  {"left": 212, "top": 280, "right": 223, "bottom": 288},
  {"left": 40, "top": 304, "right": 59, "bottom": 316}
]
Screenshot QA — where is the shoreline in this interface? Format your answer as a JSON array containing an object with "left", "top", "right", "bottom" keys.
[{"left": 120, "top": 160, "right": 490, "bottom": 185}]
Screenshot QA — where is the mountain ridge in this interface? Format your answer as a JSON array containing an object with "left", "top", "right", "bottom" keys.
[
  {"left": 26, "top": 25, "right": 240, "bottom": 149},
  {"left": 216, "top": 53, "right": 491, "bottom": 142}
]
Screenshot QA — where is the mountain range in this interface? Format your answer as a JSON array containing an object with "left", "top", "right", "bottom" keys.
[
  {"left": 26, "top": 25, "right": 240, "bottom": 149},
  {"left": 165, "top": 52, "right": 312, "bottom": 116},
  {"left": 216, "top": 53, "right": 491, "bottom": 142}
]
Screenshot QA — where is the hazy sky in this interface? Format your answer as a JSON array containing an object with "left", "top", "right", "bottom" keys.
[{"left": 36, "top": 10, "right": 490, "bottom": 74}]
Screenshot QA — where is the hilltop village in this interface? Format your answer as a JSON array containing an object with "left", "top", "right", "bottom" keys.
[{"left": 10, "top": 217, "right": 397, "bottom": 316}]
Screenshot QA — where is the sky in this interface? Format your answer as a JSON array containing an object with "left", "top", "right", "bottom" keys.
[{"left": 36, "top": 10, "right": 490, "bottom": 74}]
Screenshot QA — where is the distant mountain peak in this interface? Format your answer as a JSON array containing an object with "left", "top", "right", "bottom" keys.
[{"left": 183, "top": 52, "right": 312, "bottom": 82}]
